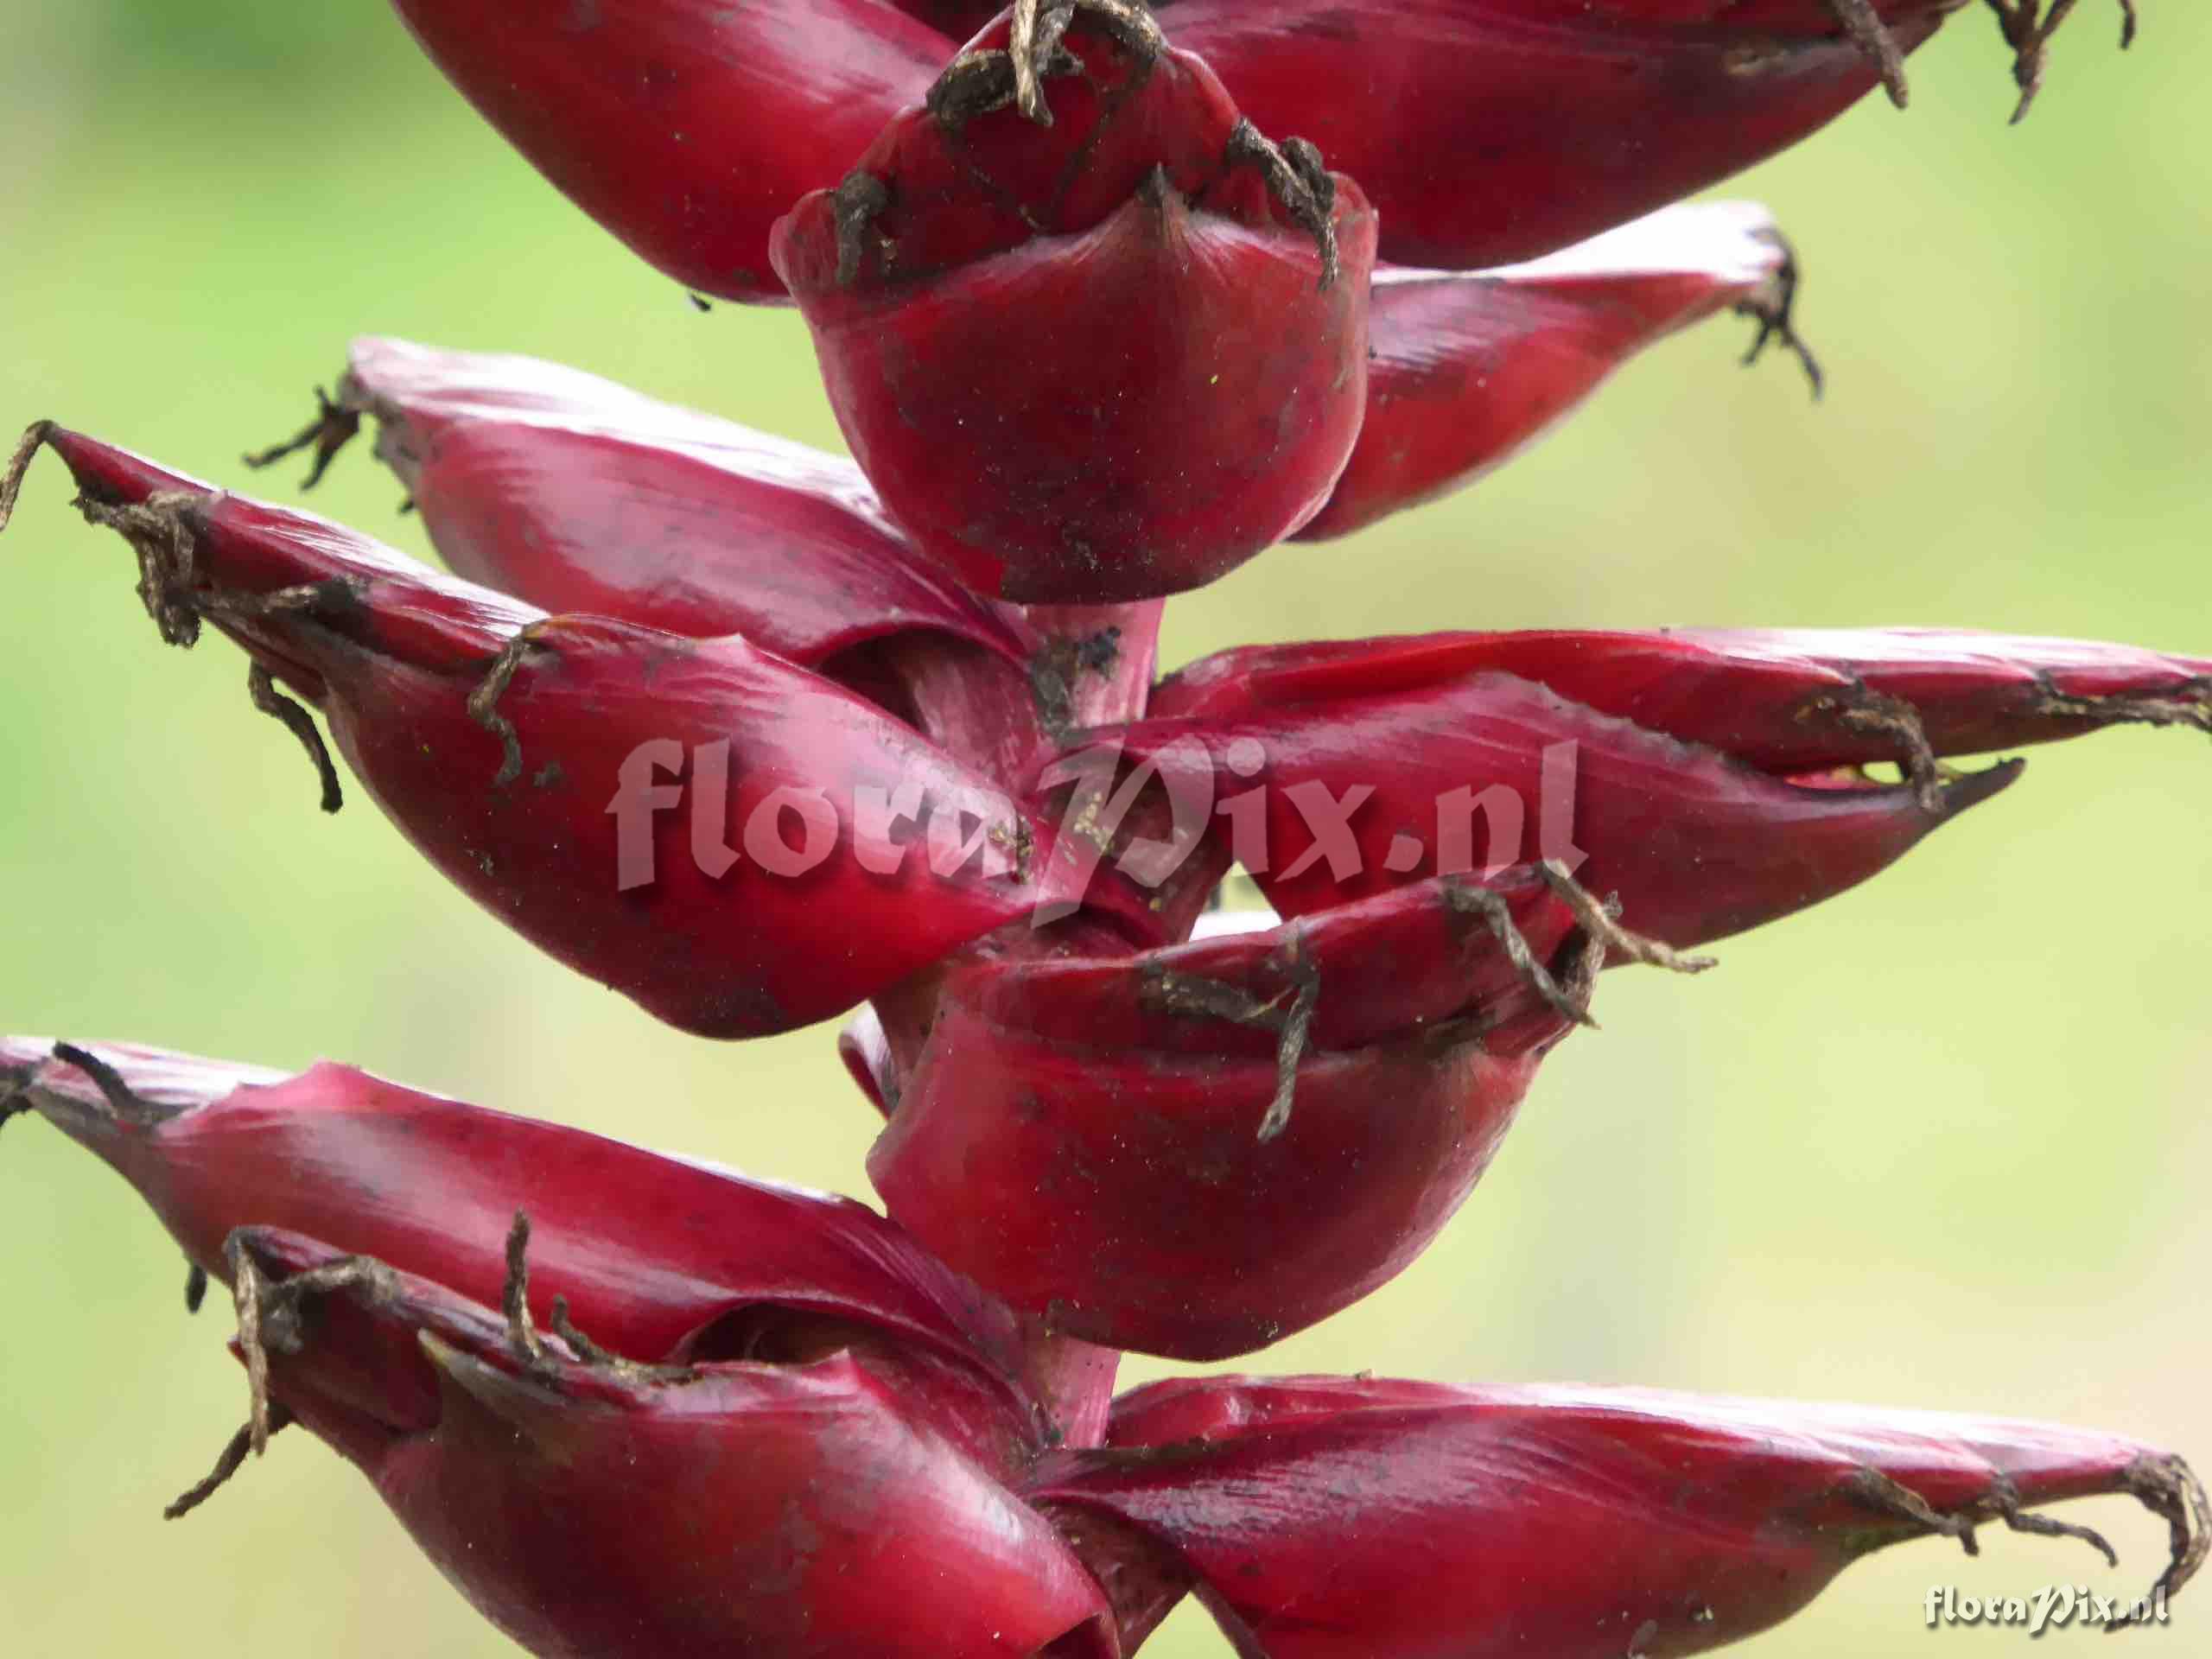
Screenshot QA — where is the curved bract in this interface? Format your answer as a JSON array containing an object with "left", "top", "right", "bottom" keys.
[
  {"left": 1300, "top": 200, "right": 1805, "bottom": 541},
  {"left": 29, "top": 428, "right": 1154, "bottom": 1039},
  {"left": 0, "top": 4, "right": 2196, "bottom": 1657},
  {"left": 870, "top": 870, "right": 1591, "bottom": 1358},
  {"left": 238, "top": 1229, "right": 1121, "bottom": 1659},
  {"left": 775, "top": 10, "right": 1376, "bottom": 603},
  {"left": 1034, "top": 1374, "right": 2208, "bottom": 1659},
  {"left": 0, "top": 1037, "right": 1104, "bottom": 1463},
  {"left": 1169, "top": 0, "right": 1948, "bottom": 269},
  {"left": 330, "top": 336, "right": 1033, "bottom": 667},
  {"left": 386, "top": 0, "right": 942, "bottom": 301}
]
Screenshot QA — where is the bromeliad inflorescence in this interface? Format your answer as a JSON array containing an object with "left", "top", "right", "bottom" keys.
[{"left": 3, "top": 3, "right": 2202, "bottom": 1656}]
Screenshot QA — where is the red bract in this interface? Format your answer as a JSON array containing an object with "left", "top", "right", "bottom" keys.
[
  {"left": 1165, "top": 0, "right": 2131, "bottom": 270},
  {"left": 1300, "top": 200, "right": 1816, "bottom": 543},
  {"left": 7, "top": 0, "right": 2202, "bottom": 1653},
  {"left": 16, "top": 427, "right": 1152, "bottom": 1038},
  {"left": 772, "top": 9, "right": 1377, "bottom": 603},
  {"left": 1034, "top": 1376, "right": 2209, "bottom": 1659},
  {"left": 280, "top": 335, "right": 1026, "bottom": 664},
  {"left": 1109, "top": 623, "right": 2209, "bottom": 945},
  {"left": 870, "top": 868, "right": 1599, "bottom": 1358},
  {"left": 380, "top": 2, "right": 2124, "bottom": 304},
  {"left": 227, "top": 1228, "right": 1120, "bottom": 1659},
  {"left": 0, "top": 1037, "right": 1110, "bottom": 1459},
  {"left": 384, "top": 0, "right": 943, "bottom": 302},
  {"left": 1155, "top": 626, "right": 2212, "bottom": 780},
  {"left": 251, "top": 336, "right": 1054, "bottom": 774}
]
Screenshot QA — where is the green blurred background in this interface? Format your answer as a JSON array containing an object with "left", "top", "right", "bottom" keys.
[{"left": 2, "top": 3, "right": 2207, "bottom": 1653}]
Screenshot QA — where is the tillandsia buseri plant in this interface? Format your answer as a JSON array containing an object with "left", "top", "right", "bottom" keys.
[{"left": 3, "top": 0, "right": 2209, "bottom": 1655}]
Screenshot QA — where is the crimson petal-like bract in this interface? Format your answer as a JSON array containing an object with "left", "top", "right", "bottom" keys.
[
  {"left": 384, "top": 0, "right": 943, "bottom": 302},
  {"left": 377, "top": 2, "right": 2117, "bottom": 301},
  {"left": 232, "top": 1229, "right": 1120, "bottom": 1659},
  {"left": 1166, "top": 0, "right": 2113, "bottom": 270},
  {"left": 17, "top": 428, "right": 1150, "bottom": 1039},
  {"left": 869, "top": 869, "right": 1594, "bottom": 1359},
  {"left": 1155, "top": 627, "right": 2212, "bottom": 778},
  {"left": 1107, "top": 645, "right": 2020, "bottom": 948},
  {"left": 318, "top": 335, "right": 1029, "bottom": 665},
  {"left": 1124, "top": 625, "right": 2210, "bottom": 945},
  {"left": 264, "top": 336, "right": 1052, "bottom": 775},
  {"left": 0, "top": 1037, "right": 1115, "bottom": 1458},
  {"left": 1298, "top": 200, "right": 1810, "bottom": 542},
  {"left": 1032, "top": 1375, "right": 2209, "bottom": 1659},
  {"left": 772, "top": 10, "right": 1376, "bottom": 603}
]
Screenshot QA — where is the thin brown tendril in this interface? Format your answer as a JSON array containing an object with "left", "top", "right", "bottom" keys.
[
  {"left": 0, "top": 421, "right": 54, "bottom": 536},
  {"left": 1844, "top": 1466, "right": 1982, "bottom": 1554},
  {"left": 1443, "top": 880, "right": 1600, "bottom": 1031},
  {"left": 1984, "top": 0, "right": 2137, "bottom": 124},
  {"left": 1139, "top": 949, "right": 1322, "bottom": 1141},
  {"left": 241, "top": 387, "right": 360, "bottom": 490},
  {"left": 50, "top": 1042, "right": 166, "bottom": 1127},
  {"left": 224, "top": 1232, "right": 401, "bottom": 1456},
  {"left": 469, "top": 627, "right": 552, "bottom": 788},
  {"left": 1007, "top": 0, "right": 1165, "bottom": 124},
  {"left": 247, "top": 662, "right": 345, "bottom": 814},
  {"left": 1738, "top": 229, "right": 1824, "bottom": 400},
  {"left": 1538, "top": 862, "right": 1718, "bottom": 976},
  {"left": 1821, "top": 0, "right": 1912, "bottom": 106},
  {"left": 163, "top": 1407, "right": 295, "bottom": 1521},
  {"left": 1224, "top": 119, "right": 1340, "bottom": 289},
  {"left": 503, "top": 1210, "right": 545, "bottom": 1365},
  {"left": 1813, "top": 689, "right": 1947, "bottom": 814}
]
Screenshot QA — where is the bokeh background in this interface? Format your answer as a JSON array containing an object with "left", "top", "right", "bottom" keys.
[{"left": 3, "top": 3, "right": 2207, "bottom": 1654}]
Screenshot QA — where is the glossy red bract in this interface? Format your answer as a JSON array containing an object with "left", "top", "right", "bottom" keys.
[
  {"left": 773, "top": 11, "right": 1376, "bottom": 603},
  {"left": 1, "top": 3, "right": 2199, "bottom": 1656}
]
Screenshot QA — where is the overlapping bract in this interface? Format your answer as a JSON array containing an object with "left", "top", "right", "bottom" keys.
[
  {"left": 0, "top": 1037, "right": 1106, "bottom": 1458},
  {"left": 1039, "top": 1375, "right": 2209, "bottom": 1659},
  {"left": 10, "top": 394, "right": 2208, "bottom": 1357},
  {"left": 773, "top": 9, "right": 1376, "bottom": 603},
  {"left": 381, "top": 0, "right": 2127, "bottom": 302},
  {"left": 1119, "top": 626, "right": 2209, "bottom": 943},
  {"left": 4, "top": 1, "right": 2199, "bottom": 1656},
  {"left": 3, "top": 1041, "right": 2200, "bottom": 1659},
  {"left": 871, "top": 868, "right": 1596, "bottom": 1357},
  {"left": 15, "top": 428, "right": 1205, "bottom": 1039}
]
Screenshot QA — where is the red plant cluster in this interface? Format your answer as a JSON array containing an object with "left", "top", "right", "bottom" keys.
[{"left": 2, "top": 3, "right": 2200, "bottom": 1656}]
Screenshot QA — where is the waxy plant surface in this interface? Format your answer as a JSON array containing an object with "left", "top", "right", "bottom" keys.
[{"left": 2, "top": 3, "right": 2207, "bottom": 1657}]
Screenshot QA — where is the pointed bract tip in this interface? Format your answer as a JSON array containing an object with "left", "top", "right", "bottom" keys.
[
  {"left": 1936, "top": 755, "right": 2027, "bottom": 818},
  {"left": 417, "top": 1329, "right": 568, "bottom": 1432}
]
